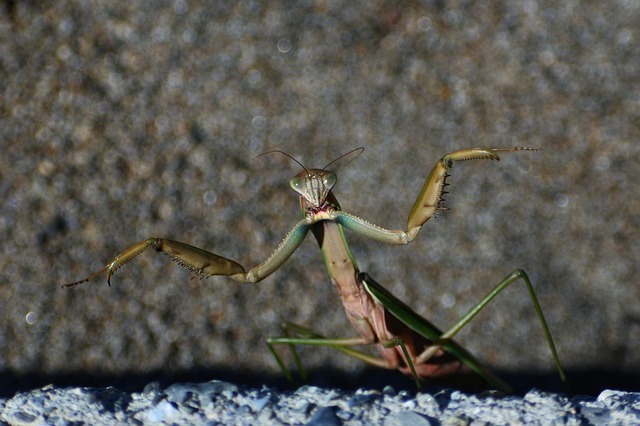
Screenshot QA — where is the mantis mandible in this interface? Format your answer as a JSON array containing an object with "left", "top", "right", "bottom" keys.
[{"left": 63, "top": 147, "right": 568, "bottom": 392}]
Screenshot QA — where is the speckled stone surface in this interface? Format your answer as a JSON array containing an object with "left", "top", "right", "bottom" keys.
[
  {"left": 1, "top": 381, "right": 639, "bottom": 425},
  {"left": 1, "top": 1, "right": 639, "bottom": 398}
]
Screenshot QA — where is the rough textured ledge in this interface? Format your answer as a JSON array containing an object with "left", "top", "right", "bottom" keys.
[
  {"left": 2, "top": 3, "right": 640, "bottom": 423},
  {"left": 1, "top": 381, "right": 638, "bottom": 425}
]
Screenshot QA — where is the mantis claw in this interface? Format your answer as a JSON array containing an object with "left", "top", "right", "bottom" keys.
[
  {"left": 62, "top": 238, "right": 245, "bottom": 288},
  {"left": 408, "top": 147, "right": 539, "bottom": 231}
]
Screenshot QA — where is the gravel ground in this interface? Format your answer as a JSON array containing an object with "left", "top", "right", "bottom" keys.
[
  {"left": 1, "top": 380, "right": 639, "bottom": 425},
  {"left": 1, "top": 0, "right": 639, "bottom": 409}
]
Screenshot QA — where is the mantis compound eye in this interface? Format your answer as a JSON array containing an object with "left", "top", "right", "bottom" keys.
[
  {"left": 290, "top": 176, "right": 305, "bottom": 194},
  {"left": 322, "top": 172, "right": 337, "bottom": 190}
]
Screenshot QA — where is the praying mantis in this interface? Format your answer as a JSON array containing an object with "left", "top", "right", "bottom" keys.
[{"left": 63, "top": 147, "right": 568, "bottom": 393}]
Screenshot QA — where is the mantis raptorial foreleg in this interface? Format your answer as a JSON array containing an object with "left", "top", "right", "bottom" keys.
[
  {"left": 63, "top": 147, "right": 534, "bottom": 288},
  {"left": 63, "top": 220, "right": 313, "bottom": 287},
  {"left": 333, "top": 147, "right": 539, "bottom": 245},
  {"left": 63, "top": 238, "right": 245, "bottom": 287}
]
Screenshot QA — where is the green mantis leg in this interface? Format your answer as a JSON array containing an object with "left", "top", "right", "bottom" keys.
[
  {"left": 266, "top": 322, "right": 422, "bottom": 389},
  {"left": 269, "top": 268, "right": 569, "bottom": 393},
  {"left": 362, "top": 269, "right": 570, "bottom": 393}
]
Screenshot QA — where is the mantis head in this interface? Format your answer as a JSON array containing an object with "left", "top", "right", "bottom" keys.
[
  {"left": 290, "top": 169, "right": 337, "bottom": 209},
  {"left": 257, "top": 147, "right": 364, "bottom": 210}
]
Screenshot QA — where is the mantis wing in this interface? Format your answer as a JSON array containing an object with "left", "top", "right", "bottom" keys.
[{"left": 359, "top": 272, "right": 512, "bottom": 392}]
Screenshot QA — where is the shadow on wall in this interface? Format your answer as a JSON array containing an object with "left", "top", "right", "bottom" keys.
[{"left": 0, "top": 366, "right": 637, "bottom": 398}]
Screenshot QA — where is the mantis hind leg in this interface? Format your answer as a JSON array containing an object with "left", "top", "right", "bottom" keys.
[
  {"left": 360, "top": 270, "right": 569, "bottom": 393},
  {"left": 421, "top": 269, "right": 569, "bottom": 392},
  {"left": 266, "top": 322, "right": 421, "bottom": 389}
]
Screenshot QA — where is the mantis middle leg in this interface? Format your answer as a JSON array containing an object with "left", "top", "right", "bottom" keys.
[{"left": 267, "top": 269, "right": 568, "bottom": 393}]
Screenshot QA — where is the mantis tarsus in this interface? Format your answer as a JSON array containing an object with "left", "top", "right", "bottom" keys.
[{"left": 64, "top": 147, "right": 568, "bottom": 393}]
